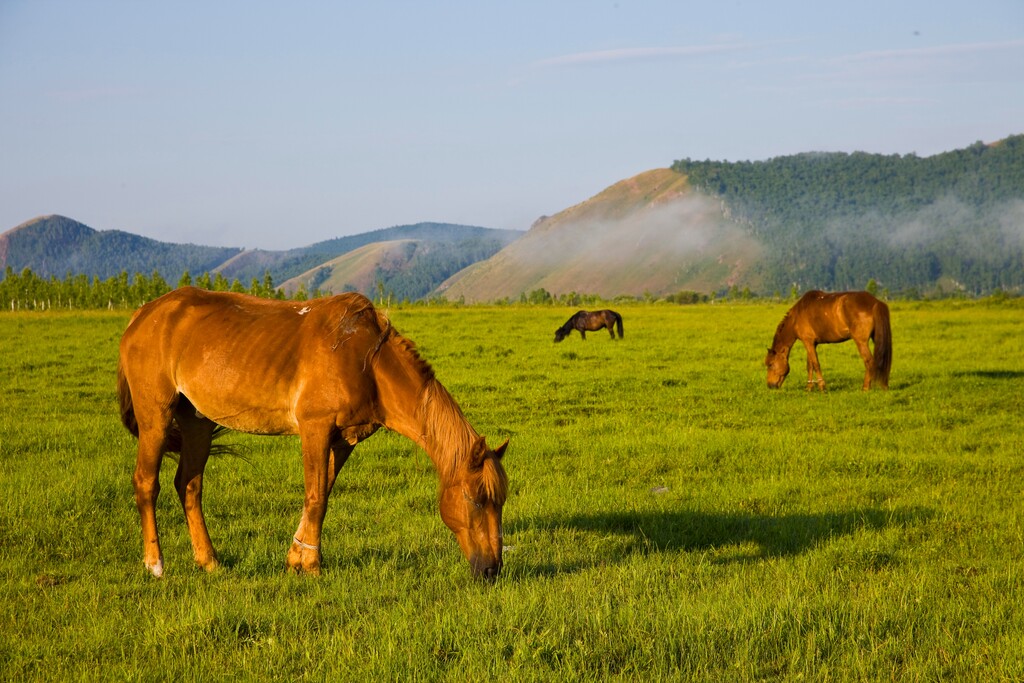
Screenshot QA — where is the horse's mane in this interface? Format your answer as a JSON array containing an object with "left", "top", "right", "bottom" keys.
[
  {"left": 372, "top": 309, "right": 507, "bottom": 504},
  {"left": 771, "top": 307, "right": 794, "bottom": 346},
  {"left": 555, "top": 310, "right": 585, "bottom": 336}
]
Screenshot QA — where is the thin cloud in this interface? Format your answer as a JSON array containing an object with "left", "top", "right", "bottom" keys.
[
  {"left": 835, "top": 39, "right": 1024, "bottom": 64},
  {"left": 532, "top": 43, "right": 752, "bottom": 69}
]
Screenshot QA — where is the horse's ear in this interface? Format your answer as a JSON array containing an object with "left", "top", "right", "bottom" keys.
[
  {"left": 470, "top": 436, "right": 488, "bottom": 467},
  {"left": 471, "top": 437, "right": 508, "bottom": 467}
]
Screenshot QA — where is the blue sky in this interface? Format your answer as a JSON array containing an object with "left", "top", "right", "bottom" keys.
[{"left": 1, "top": 1, "right": 1022, "bottom": 250}]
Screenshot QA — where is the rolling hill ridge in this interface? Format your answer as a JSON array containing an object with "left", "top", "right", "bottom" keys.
[
  {"left": 436, "top": 168, "right": 762, "bottom": 301},
  {"left": 0, "top": 217, "right": 521, "bottom": 300},
  {"left": 4, "top": 134, "right": 1022, "bottom": 301},
  {"left": 438, "top": 135, "right": 1024, "bottom": 300}
]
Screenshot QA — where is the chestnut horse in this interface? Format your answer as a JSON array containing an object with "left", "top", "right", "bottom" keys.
[
  {"left": 765, "top": 290, "right": 892, "bottom": 391},
  {"left": 118, "top": 287, "right": 508, "bottom": 579},
  {"left": 554, "top": 309, "right": 624, "bottom": 342}
]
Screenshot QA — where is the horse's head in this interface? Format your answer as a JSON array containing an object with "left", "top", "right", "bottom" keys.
[
  {"left": 439, "top": 437, "right": 509, "bottom": 580},
  {"left": 765, "top": 347, "right": 790, "bottom": 388},
  {"left": 553, "top": 326, "right": 569, "bottom": 343}
]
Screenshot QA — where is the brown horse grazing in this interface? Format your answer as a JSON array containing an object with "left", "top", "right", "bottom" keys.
[
  {"left": 118, "top": 287, "right": 508, "bottom": 580},
  {"left": 765, "top": 290, "right": 892, "bottom": 391},
  {"left": 553, "top": 309, "right": 624, "bottom": 342}
]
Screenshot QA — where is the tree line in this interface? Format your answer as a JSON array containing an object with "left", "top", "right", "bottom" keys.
[
  {"left": 0, "top": 267, "right": 323, "bottom": 312},
  {"left": 5, "top": 263, "right": 1019, "bottom": 313}
]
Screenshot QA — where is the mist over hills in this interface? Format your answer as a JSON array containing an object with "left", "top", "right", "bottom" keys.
[
  {"left": 3, "top": 134, "right": 1022, "bottom": 302},
  {"left": 436, "top": 169, "right": 763, "bottom": 301},
  {"left": 440, "top": 134, "right": 1024, "bottom": 301}
]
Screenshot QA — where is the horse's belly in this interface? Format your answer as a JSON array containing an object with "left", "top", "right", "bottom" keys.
[
  {"left": 184, "top": 388, "right": 299, "bottom": 436},
  {"left": 207, "top": 409, "right": 297, "bottom": 435}
]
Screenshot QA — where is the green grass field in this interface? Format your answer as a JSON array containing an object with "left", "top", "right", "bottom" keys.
[{"left": 2, "top": 299, "right": 1023, "bottom": 680}]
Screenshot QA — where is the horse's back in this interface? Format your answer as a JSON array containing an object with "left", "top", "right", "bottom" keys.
[
  {"left": 791, "top": 290, "right": 884, "bottom": 342},
  {"left": 125, "top": 287, "right": 378, "bottom": 345},
  {"left": 120, "top": 288, "right": 385, "bottom": 434},
  {"left": 836, "top": 291, "right": 887, "bottom": 327}
]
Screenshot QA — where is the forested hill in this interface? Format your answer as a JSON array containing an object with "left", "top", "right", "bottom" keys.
[
  {"left": 5, "top": 135, "right": 1022, "bottom": 303},
  {"left": 0, "top": 216, "right": 522, "bottom": 300},
  {"left": 0, "top": 215, "right": 241, "bottom": 282},
  {"left": 672, "top": 134, "right": 1024, "bottom": 295},
  {"left": 218, "top": 223, "right": 522, "bottom": 284}
]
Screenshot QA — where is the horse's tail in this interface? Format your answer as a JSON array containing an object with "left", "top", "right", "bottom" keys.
[
  {"left": 872, "top": 301, "right": 892, "bottom": 388},
  {"left": 614, "top": 312, "right": 624, "bottom": 339},
  {"left": 117, "top": 357, "right": 139, "bottom": 439}
]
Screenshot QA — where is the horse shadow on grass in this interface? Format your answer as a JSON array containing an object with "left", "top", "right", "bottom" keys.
[
  {"left": 952, "top": 369, "right": 1024, "bottom": 381},
  {"left": 508, "top": 505, "right": 933, "bottom": 578},
  {"left": 207, "top": 506, "right": 931, "bottom": 579}
]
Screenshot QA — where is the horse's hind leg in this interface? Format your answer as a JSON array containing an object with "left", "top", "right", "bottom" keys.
[
  {"left": 132, "top": 409, "right": 173, "bottom": 577},
  {"left": 854, "top": 337, "right": 875, "bottom": 391},
  {"left": 173, "top": 404, "right": 219, "bottom": 571}
]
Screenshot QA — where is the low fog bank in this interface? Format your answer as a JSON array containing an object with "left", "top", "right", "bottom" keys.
[
  {"left": 822, "top": 196, "right": 1024, "bottom": 254},
  {"left": 513, "top": 193, "right": 742, "bottom": 272}
]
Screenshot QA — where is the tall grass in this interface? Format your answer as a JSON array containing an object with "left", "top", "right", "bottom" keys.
[{"left": 2, "top": 300, "right": 1023, "bottom": 680}]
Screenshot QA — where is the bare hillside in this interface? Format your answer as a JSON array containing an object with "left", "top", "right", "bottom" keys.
[{"left": 436, "top": 169, "right": 761, "bottom": 302}]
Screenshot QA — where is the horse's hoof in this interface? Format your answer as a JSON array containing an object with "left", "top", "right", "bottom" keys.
[
  {"left": 145, "top": 557, "right": 165, "bottom": 578},
  {"left": 286, "top": 547, "right": 321, "bottom": 576},
  {"left": 198, "top": 557, "right": 220, "bottom": 572},
  {"left": 286, "top": 562, "right": 321, "bottom": 576}
]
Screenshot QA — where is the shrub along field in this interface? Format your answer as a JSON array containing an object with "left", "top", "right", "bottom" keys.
[{"left": 2, "top": 299, "right": 1023, "bottom": 680}]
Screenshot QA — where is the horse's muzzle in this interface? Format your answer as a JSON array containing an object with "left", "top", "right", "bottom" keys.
[{"left": 471, "top": 555, "right": 501, "bottom": 581}]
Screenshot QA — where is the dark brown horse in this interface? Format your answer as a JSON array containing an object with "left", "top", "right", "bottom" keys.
[
  {"left": 765, "top": 290, "right": 892, "bottom": 391},
  {"left": 118, "top": 287, "right": 508, "bottom": 579},
  {"left": 554, "top": 309, "right": 624, "bottom": 342}
]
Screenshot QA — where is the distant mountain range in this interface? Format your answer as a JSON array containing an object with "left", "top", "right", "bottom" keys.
[
  {"left": 3, "top": 134, "right": 1022, "bottom": 300},
  {"left": 0, "top": 217, "right": 521, "bottom": 301}
]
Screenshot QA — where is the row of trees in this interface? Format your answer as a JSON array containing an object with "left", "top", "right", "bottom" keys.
[
  {"left": 0, "top": 267, "right": 329, "bottom": 312},
  {"left": 2, "top": 265, "right": 1016, "bottom": 313}
]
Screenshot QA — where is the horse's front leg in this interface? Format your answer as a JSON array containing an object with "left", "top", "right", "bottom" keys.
[
  {"left": 803, "top": 340, "right": 826, "bottom": 391},
  {"left": 288, "top": 424, "right": 334, "bottom": 575},
  {"left": 579, "top": 329, "right": 586, "bottom": 340}
]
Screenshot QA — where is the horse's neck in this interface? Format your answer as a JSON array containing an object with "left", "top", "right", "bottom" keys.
[
  {"left": 772, "top": 312, "right": 798, "bottom": 352},
  {"left": 425, "top": 381, "right": 480, "bottom": 478},
  {"left": 374, "top": 341, "right": 477, "bottom": 484}
]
